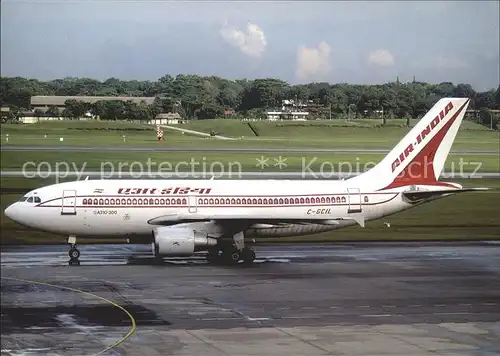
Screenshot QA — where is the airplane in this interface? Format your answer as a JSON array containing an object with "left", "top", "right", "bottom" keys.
[{"left": 4, "top": 97, "right": 488, "bottom": 266}]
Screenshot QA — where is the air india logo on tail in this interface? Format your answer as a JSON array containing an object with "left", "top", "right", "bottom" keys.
[{"left": 391, "top": 101, "right": 454, "bottom": 172}]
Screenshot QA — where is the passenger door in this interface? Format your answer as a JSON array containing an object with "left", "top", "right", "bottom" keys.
[
  {"left": 347, "top": 188, "right": 362, "bottom": 214},
  {"left": 188, "top": 193, "right": 197, "bottom": 213},
  {"left": 61, "top": 189, "right": 77, "bottom": 215}
]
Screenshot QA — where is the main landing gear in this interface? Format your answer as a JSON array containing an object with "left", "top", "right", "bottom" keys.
[
  {"left": 68, "top": 235, "right": 80, "bottom": 266},
  {"left": 206, "top": 231, "right": 256, "bottom": 265},
  {"left": 207, "top": 246, "right": 256, "bottom": 265}
]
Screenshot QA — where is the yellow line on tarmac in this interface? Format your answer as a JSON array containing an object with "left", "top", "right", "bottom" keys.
[{"left": 1, "top": 276, "right": 136, "bottom": 356}]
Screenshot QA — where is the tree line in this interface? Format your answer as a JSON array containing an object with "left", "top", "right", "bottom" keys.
[
  {"left": 1, "top": 75, "right": 499, "bottom": 126},
  {"left": 40, "top": 99, "right": 159, "bottom": 122}
]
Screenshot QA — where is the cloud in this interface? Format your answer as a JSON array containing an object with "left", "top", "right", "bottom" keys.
[
  {"left": 295, "top": 41, "right": 331, "bottom": 82},
  {"left": 219, "top": 22, "right": 267, "bottom": 58},
  {"left": 433, "top": 55, "right": 467, "bottom": 69},
  {"left": 368, "top": 49, "right": 395, "bottom": 67}
]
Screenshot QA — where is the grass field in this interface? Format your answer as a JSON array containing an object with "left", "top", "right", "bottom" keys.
[
  {"left": 1, "top": 177, "right": 499, "bottom": 245},
  {"left": 1, "top": 150, "right": 498, "bottom": 175},
  {"left": 1, "top": 119, "right": 499, "bottom": 151},
  {"left": 179, "top": 118, "right": 493, "bottom": 137},
  {"left": 1, "top": 121, "right": 499, "bottom": 174}
]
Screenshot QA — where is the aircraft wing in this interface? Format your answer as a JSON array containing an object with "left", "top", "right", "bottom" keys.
[{"left": 402, "top": 187, "right": 490, "bottom": 203}]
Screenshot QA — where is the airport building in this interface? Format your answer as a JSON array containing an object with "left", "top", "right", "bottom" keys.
[
  {"left": 15, "top": 95, "right": 182, "bottom": 124},
  {"left": 266, "top": 99, "right": 311, "bottom": 120},
  {"left": 30, "top": 95, "right": 156, "bottom": 112},
  {"left": 152, "top": 112, "right": 182, "bottom": 125}
]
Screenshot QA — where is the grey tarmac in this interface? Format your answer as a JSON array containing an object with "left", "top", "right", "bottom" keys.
[{"left": 1, "top": 242, "right": 500, "bottom": 356}]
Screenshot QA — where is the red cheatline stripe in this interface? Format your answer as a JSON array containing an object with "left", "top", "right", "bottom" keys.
[
  {"left": 39, "top": 192, "right": 397, "bottom": 205},
  {"left": 37, "top": 194, "right": 398, "bottom": 209}
]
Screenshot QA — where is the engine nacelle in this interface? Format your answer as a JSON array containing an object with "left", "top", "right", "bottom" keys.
[{"left": 152, "top": 225, "right": 218, "bottom": 257}]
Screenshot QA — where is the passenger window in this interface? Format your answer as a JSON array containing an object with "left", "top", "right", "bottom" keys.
[
  {"left": 34, "top": 197, "right": 41, "bottom": 203},
  {"left": 27, "top": 197, "right": 34, "bottom": 203}
]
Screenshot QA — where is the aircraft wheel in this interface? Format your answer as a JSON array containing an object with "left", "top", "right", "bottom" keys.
[
  {"left": 242, "top": 249, "right": 256, "bottom": 264},
  {"left": 69, "top": 248, "right": 80, "bottom": 260},
  {"left": 220, "top": 247, "right": 240, "bottom": 265},
  {"left": 68, "top": 259, "right": 80, "bottom": 266},
  {"left": 230, "top": 251, "right": 241, "bottom": 263}
]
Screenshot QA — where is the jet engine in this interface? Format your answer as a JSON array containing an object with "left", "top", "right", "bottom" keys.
[{"left": 152, "top": 225, "right": 218, "bottom": 257}]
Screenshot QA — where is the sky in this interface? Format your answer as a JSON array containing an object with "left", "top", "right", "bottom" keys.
[{"left": 1, "top": 0, "right": 499, "bottom": 91}]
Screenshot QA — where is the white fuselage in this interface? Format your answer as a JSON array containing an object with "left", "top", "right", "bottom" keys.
[{"left": 5, "top": 178, "right": 414, "bottom": 240}]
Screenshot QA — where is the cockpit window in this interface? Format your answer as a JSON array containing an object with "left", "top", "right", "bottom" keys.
[{"left": 18, "top": 195, "right": 42, "bottom": 203}]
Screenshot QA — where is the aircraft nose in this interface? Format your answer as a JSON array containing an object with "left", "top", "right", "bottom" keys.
[{"left": 4, "top": 203, "right": 21, "bottom": 223}]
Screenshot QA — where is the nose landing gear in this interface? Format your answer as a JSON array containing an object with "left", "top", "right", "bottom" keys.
[{"left": 67, "top": 235, "right": 80, "bottom": 266}]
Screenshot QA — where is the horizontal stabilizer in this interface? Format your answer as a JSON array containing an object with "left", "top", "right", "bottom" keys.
[{"left": 402, "top": 187, "right": 489, "bottom": 203}]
